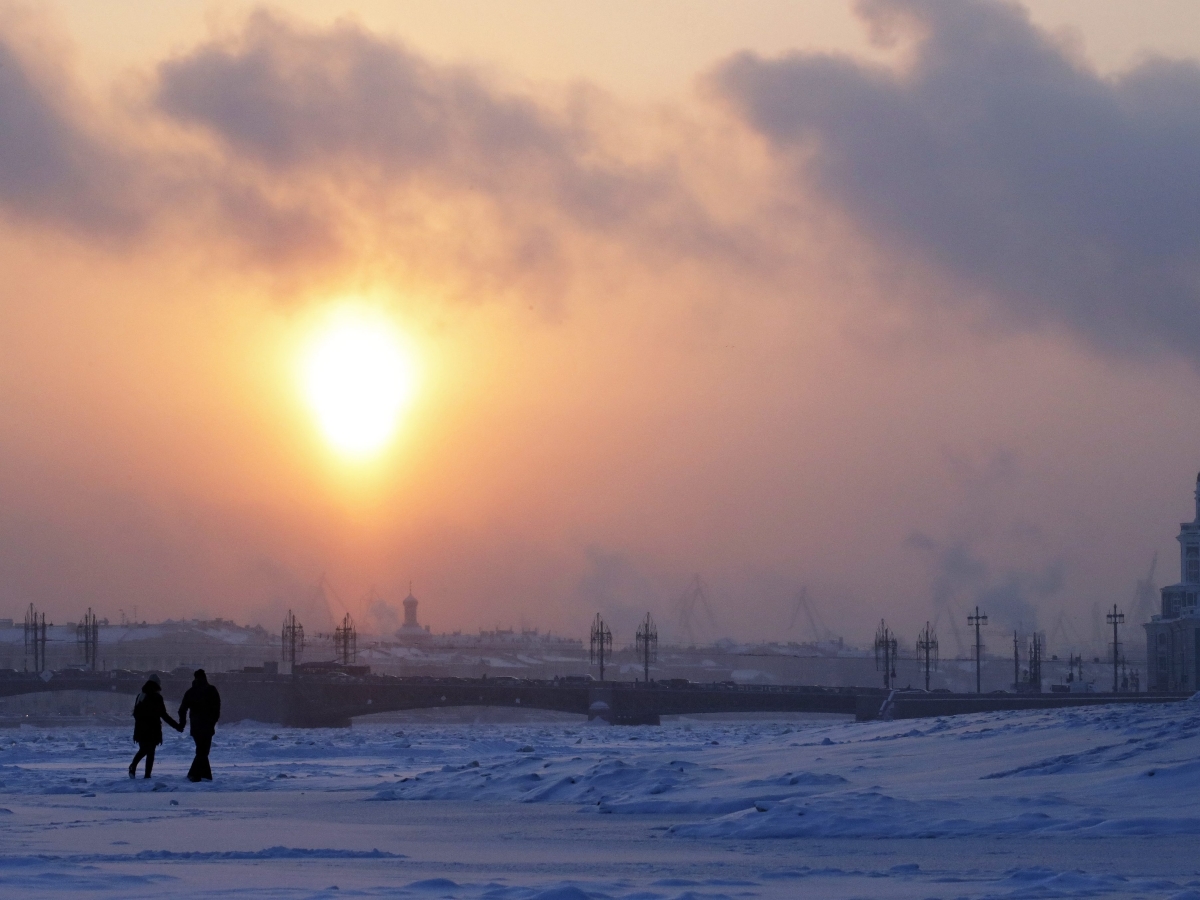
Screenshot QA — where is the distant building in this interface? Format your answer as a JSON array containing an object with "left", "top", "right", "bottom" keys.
[
  {"left": 0, "top": 618, "right": 274, "bottom": 673},
  {"left": 395, "top": 587, "right": 431, "bottom": 642},
  {"left": 1145, "top": 473, "right": 1200, "bottom": 691}
]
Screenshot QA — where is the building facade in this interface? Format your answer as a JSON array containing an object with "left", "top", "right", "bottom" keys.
[{"left": 1145, "top": 474, "right": 1200, "bottom": 691}]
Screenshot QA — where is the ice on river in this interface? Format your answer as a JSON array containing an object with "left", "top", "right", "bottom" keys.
[{"left": 2, "top": 701, "right": 1200, "bottom": 898}]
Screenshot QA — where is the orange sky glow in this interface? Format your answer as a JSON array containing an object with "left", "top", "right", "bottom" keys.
[{"left": 2, "top": 1, "right": 1200, "bottom": 645}]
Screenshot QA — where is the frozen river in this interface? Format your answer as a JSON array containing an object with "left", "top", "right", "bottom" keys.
[{"left": 2, "top": 702, "right": 1199, "bottom": 898}]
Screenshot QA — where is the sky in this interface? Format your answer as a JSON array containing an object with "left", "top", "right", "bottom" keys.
[{"left": 2, "top": 0, "right": 1200, "bottom": 653}]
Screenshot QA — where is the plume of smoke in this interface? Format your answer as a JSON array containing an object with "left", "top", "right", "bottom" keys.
[{"left": 713, "top": 0, "right": 1200, "bottom": 369}]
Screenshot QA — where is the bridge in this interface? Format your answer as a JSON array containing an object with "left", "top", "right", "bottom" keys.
[
  {"left": 0, "top": 670, "right": 873, "bottom": 726},
  {"left": 0, "top": 670, "right": 1188, "bottom": 727},
  {"left": 875, "top": 688, "right": 1193, "bottom": 720}
]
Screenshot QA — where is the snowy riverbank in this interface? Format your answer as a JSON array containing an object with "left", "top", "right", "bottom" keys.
[{"left": 2, "top": 702, "right": 1199, "bottom": 898}]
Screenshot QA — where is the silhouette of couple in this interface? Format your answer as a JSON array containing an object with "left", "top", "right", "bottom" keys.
[{"left": 129, "top": 669, "right": 221, "bottom": 782}]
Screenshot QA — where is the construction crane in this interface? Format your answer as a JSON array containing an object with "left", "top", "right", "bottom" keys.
[
  {"left": 786, "top": 587, "right": 833, "bottom": 643},
  {"left": 673, "top": 575, "right": 718, "bottom": 646},
  {"left": 933, "top": 604, "right": 968, "bottom": 659},
  {"left": 310, "top": 573, "right": 348, "bottom": 631}
]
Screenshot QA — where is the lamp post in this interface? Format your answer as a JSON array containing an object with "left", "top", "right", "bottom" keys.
[
  {"left": 1106, "top": 604, "right": 1125, "bottom": 693},
  {"left": 968, "top": 607, "right": 988, "bottom": 693}
]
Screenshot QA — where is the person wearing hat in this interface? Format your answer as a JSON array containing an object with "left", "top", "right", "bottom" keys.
[
  {"left": 178, "top": 669, "right": 221, "bottom": 782},
  {"left": 129, "top": 673, "right": 183, "bottom": 779}
]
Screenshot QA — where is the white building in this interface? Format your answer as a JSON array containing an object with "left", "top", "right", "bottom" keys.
[{"left": 1145, "top": 473, "right": 1200, "bottom": 691}]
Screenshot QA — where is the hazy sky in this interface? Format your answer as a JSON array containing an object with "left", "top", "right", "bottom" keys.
[{"left": 2, "top": 0, "right": 1200, "bottom": 652}]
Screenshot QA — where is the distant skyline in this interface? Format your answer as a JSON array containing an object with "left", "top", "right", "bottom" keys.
[{"left": 2, "top": 0, "right": 1200, "bottom": 646}]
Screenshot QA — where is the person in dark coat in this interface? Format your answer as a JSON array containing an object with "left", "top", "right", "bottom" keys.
[
  {"left": 178, "top": 669, "right": 221, "bottom": 782},
  {"left": 129, "top": 674, "right": 182, "bottom": 779}
]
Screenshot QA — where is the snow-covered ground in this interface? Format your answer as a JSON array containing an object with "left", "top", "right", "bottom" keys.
[{"left": 2, "top": 702, "right": 1199, "bottom": 898}]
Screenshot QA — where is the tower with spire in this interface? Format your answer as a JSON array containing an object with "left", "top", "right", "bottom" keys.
[{"left": 396, "top": 582, "right": 431, "bottom": 642}]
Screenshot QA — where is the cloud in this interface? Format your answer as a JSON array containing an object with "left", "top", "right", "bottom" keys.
[
  {"left": 0, "top": 10, "right": 727, "bottom": 292},
  {"left": 152, "top": 12, "right": 716, "bottom": 272},
  {"left": 156, "top": 14, "right": 565, "bottom": 185},
  {"left": 368, "top": 595, "right": 402, "bottom": 636},
  {"left": 906, "top": 532, "right": 1063, "bottom": 631},
  {"left": 0, "top": 17, "right": 343, "bottom": 267},
  {"left": 0, "top": 34, "right": 140, "bottom": 238},
  {"left": 712, "top": 0, "right": 1200, "bottom": 367}
]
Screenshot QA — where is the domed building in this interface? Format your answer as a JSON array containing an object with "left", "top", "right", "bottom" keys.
[{"left": 395, "top": 585, "right": 431, "bottom": 643}]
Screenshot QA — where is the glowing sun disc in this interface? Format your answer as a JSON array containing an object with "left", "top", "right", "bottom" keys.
[{"left": 302, "top": 310, "right": 416, "bottom": 458}]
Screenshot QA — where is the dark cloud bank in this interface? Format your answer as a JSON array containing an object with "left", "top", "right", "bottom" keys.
[
  {"left": 0, "top": 39, "right": 140, "bottom": 237},
  {"left": 714, "top": 0, "right": 1200, "bottom": 367}
]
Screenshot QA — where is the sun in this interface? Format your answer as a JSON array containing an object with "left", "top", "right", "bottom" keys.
[{"left": 302, "top": 308, "right": 417, "bottom": 459}]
